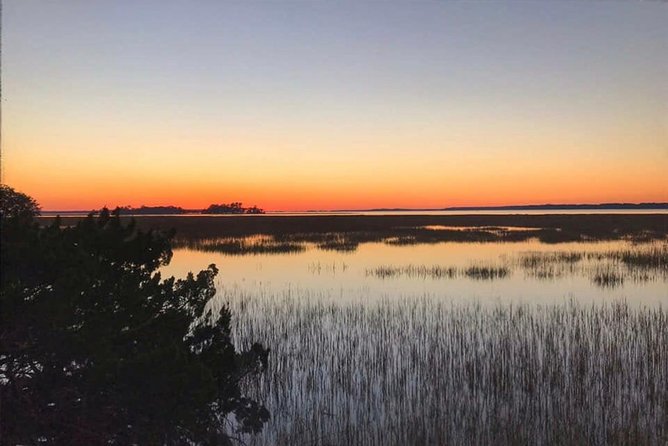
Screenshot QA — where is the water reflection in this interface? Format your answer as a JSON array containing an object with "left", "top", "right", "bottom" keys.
[{"left": 162, "top": 239, "right": 667, "bottom": 307}]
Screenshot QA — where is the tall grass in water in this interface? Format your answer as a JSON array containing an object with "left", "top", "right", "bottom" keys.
[
  {"left": 463, "top": 265, "right": 510, "bottom": 280},
  {"left": 612, "top": 245, "right": 668, "bottom": 269},
  {"left": 365, "top": 265, "right": 458, "bottom": 280},
  {"left": 365, "top": 264, "right": 508, "bottom": 280},
  {"left": 592, "top": 269, "right": 625, "bottom": 288},
  {"left": 174, "top": 236, "right": 307, "bottom": 255},
  {"left": 514, "top": 243, "right": 668, "bottom": 286},
  {"left": 215, "top": 291, "right": 668, "bottom": 445}
]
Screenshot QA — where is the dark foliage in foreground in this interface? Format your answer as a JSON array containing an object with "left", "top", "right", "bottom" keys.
[
  {"left": 1, "top": 185, "right": 40, "bottom": 221},
  {"left": 1, "top": 193, "right": 269, "bottom": 444}
]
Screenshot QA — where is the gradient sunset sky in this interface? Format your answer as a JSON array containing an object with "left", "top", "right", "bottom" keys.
[{"left": 2, "top": 1, "right": 666, "bottom": 211}]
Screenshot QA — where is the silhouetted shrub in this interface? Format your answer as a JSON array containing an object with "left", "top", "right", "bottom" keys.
[{"left": 1, "top": 199, "right": 269, "bottom": 445}]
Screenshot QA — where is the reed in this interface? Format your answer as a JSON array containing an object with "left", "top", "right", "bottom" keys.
[
  {"left": 515, "top": 244, "right": 668, "bottom": 284},
  {"left": 464, "top": 265, "right": 510, "bottom": 280},
  {"left": 213, "top": 291, "right": 667, "bottom": 445},
  {"left": 592, "top": 269, "right": 625, "bottom": 288},
  {"left": 614, "top": 246, "right": 668, "bottom": 269},
  {"left": 175, "top": 236, "right": 307, "bottom": 255},
  {"left": 365, "top": 265, "right": 508, "bottom": 280}
]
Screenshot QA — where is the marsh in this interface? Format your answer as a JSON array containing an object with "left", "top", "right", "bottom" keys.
[{"left": 42, "top": 213, "right": 668, "bottom": 444}]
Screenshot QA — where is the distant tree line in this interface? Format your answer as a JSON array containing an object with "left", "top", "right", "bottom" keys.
[
  {"left": 203, "top": 202, "right": 264, "bottom": 214},
  {"left": 118, "top": 202, "right": 265, "bottom": 215},
  {"left": 118, "top": 205, "right": 187, "bottom": 215}
]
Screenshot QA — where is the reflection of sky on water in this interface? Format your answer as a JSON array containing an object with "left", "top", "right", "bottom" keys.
[{"left": 162, "top": 240, "right": 667, "bottom": 307}]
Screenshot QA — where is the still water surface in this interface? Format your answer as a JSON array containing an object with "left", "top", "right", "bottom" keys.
[{"left": 163, "top": 239, "right": 667, "bottom": 307}]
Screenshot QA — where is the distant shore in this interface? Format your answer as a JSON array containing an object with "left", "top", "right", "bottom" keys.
[
  {"left": 39, "top": 213, "right": 668, "bottom": 243},
  {"left": 364, "top": 202, "right": 668, "bottom": 212},
  {"left": 40, "top": 202, "right": 668, "bottom": 216}
]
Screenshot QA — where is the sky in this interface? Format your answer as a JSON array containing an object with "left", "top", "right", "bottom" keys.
[{"left": 2, "top": 1, "right": 666, "bottom": 211}]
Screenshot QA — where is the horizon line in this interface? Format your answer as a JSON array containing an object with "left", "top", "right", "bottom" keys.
[{"left": 39, "top": 201, "right": 668, "bottom": 214}]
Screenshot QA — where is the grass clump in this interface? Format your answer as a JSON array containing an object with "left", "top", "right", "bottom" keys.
[
  {"left": 615, "top": 246, "right": 668, "bottom": 269},
  {"left": 464, "top": 265, "right": 510, "bottom": 280},
  {"left": 176, "top": 236, "right": 307, "bottom": 255},
  {"left": 365, "top": 264, "right": 509, "bottom": 281},
  {"left": 592, "top": 270, "right": 625, "bottom": 288}
]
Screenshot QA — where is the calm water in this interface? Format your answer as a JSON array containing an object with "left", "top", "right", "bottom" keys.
[{"left": 163, "top": 239, "right": 667, "bottom": 307}]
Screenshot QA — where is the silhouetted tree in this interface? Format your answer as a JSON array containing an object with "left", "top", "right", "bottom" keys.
[
  {"left": 1, "top": 194, "right": 269, "bottom": 445},
  {"left": 0, "top": 184, "right": 40, "bottom": 221}
]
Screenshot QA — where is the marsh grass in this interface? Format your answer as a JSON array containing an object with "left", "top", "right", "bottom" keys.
[
  {"left": 308, "top": 261, "right": 349, "bottom": 275},
  {"left": 520, "top": 252, "right": 584, "bottom": 268},
  {"left": 156, "top": 222, "right": 668, "bottom": 444},
  {"left": 514, "top": 252, "right": 584, "bottom": 281},
  {"left": 179, "top": 236, "right": 668, "bottom": 288},
  {"left": 614, "top": 246, "right": 668, "bottom": 269},
  {"left": 464, "top": 265, "right": 510, "bottom": 280},
  {"left": 215, "top": 291, "right": 668, "bottom": 445},
  {"left": 365, "top": 264, "right": 509, "bottom": 280},
  {"left": 364, "top": 244, "right": 667, "bottom": 287},
  {"left": 365, "top": 265, "right": 459, "bottom": 280},
  {"left": 592, "top": 269, "right": 625, "bottom": 288},
  {"left": 152, "top": 213, "right": 668, "bottom": 257},
  {"left": 513, "top": 244, "right": 668, "bottom": 286},
  {"left": 175, "top": 236, "right": 307, "bottom": 255}
]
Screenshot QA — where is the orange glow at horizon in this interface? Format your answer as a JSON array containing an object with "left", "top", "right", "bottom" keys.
[
  {"left": 3, "top": 111, "right": 666, "bottom": 211},
  {"left": 4, "top": 117, "right": 666, "bottom": 211},
  {"left": 4, "top": 145, "right": 667, "bottom": 211}
]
